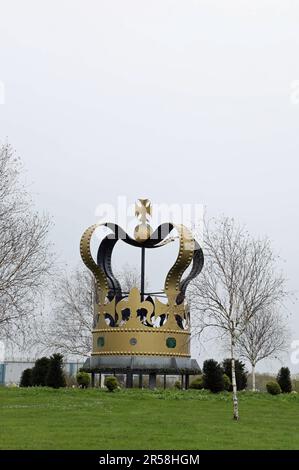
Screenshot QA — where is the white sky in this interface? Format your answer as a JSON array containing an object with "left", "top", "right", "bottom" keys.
[{"left": 0, "top": 0, "right": 299, "bottom": 372}]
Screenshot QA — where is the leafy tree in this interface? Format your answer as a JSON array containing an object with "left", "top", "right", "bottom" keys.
[
  {"left": 32, "top": 357, "right": 50, "bottom": 386},
  {"left": 20, "top": 368, "right": 33, "bottom": 387},
  {"left": 46, "top": 353, "right": 66, "bottom": 388},
  {"left": 277, "top": 367, "right": 292, "bottom": 393},
  {"left": 222, "top": 358, "right": 248, "bottom": 391},
  {"left": 203, "top": 359, "right": 224, "bottom": 393}
]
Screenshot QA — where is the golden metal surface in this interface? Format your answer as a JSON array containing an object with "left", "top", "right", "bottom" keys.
[
  {"left": 164, "top": 224, "right": 195, "bottom": 303},
  {"left": 91, "top": 352, "right": 191, "bottom": 357},
  {"left": 80, "top": 223, "right": 109, "bottom": 304},
  {"left": 134, "top": 198, "right": 153, "bottom": 242},
  {"left": 93, "top": 288, "right": 188, "bottom": 331},
  {"left": 135, "top": 198, "right": 152, "bottom": 222},
  {"left": 92, "top": 328, "right": 190, "bottom": 357},
  {"left": 115, "top": 287, "right": 154, "bottom": 327},
  {"left": 93, "top": 328, "right": 189, "bottom": 335}
]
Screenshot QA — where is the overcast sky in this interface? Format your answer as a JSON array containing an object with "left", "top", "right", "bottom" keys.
[{"left": 0, "top": 1, "right": 298, "bottom": 372}]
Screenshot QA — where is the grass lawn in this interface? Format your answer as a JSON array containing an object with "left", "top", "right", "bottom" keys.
[{"left": 0, "top": 387, "right": 298, "bottom": 450}]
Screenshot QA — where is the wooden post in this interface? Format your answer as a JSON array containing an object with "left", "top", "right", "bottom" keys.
[
  {"left": 185, "top": 375, "right": 189, "bottom": 390},
  {"left": 149, "top": 373, "right": 157, "bottom": 390},
  {"left": 126, "top": 372, "right": 133, "bottom": 388}
]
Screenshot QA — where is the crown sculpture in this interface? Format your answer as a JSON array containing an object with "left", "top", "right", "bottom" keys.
[{"left": 80, "top": 199, "right": 204, "bottom": 386}]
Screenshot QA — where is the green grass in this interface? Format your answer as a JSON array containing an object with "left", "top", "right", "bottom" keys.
[{"left": 0, "top": 387, "right": 298, "bottom": 450}]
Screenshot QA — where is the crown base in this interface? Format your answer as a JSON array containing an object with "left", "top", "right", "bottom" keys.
[
  {"left": 92, "top": 328, "right": 190, "bottom": 357},
  {"left": 84, "top": 354, "right": 201, "bottom": 375}
]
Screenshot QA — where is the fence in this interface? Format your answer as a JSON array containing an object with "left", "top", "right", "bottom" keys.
[
  {"left": 0, "top": 361, "right": 84, "bottom": 386},
  {"left": 0, "top": 361, "right": 184, "bottom": 388}
]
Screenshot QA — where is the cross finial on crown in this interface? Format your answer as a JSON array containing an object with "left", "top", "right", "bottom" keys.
[
  {"left": 135, "top": 198, "right": 152, "bottom": 223},
  {"left": 134, "top": 198, "right": 153, "bottom": 242}
]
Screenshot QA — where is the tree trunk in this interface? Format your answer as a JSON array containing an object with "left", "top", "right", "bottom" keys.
[
  {"left": 231, "top": 333, "right": 239, "bottom": 421},
  {"left": 252, "top": 364, "right": 256, "bottom": 392}
]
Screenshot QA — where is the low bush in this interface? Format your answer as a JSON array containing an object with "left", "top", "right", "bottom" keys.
[
  {"left": 76, "top": 371, "right": 90, "bottom": 388},
  {"left": 190, "top": 376, "right": 204, "bottom": 390},
  {"left": 104, "top": 376, "right": 119, "bottom": 392},
  {"left": 266, "top": 381, "right": 281, "bottom": 395},
  {"left": 174, "top": 380, "right": 181, "bottom": 389}
]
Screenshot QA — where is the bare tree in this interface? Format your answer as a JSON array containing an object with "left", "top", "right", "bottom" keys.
[
  {"left": 43, "top": 264, "right": 143, "bottom": 359},
  {"left": 0, "top": 143, "right": 53, "bottom": 343},
  {"left": 115, "top": 263, "right": 143, "bottom": 293},
  {"left": 44, "top": 267, "right": 95, "bottom": 357},
  {"left": 236, "top": 308, "right": 289, "bottom": 391},
  {"left": 190, "top": 217, "right": 287, "bottom": 420}
]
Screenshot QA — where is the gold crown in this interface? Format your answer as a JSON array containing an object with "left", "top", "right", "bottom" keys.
[{"left": 80, "top": 199, "right": 203, "bottom": 358}]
